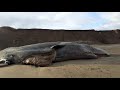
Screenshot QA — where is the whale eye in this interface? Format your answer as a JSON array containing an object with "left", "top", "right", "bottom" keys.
[
  {"left": 10, "top": 55, "right": 14, "bottom": 58},
  {"left": 7, "top": 54, "right": 14, "bottom": 58}
]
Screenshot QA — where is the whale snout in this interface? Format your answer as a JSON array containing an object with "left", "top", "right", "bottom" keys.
[{"left": 0, "top": 58, "right": 10, "bottom": 67}]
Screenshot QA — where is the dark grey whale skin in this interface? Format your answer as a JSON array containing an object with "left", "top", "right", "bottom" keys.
[
  {"left": 0, "top": 42, "right": 61, "bottom": 64},
  {"left": 0, "top": 42, "right": 110, "bottom": 66},
  {"left": 53, "top": 42, "right": 110, "bottom": 62}
]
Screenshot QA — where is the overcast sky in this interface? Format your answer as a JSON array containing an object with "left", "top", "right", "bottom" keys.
[{"left": 0, "top": 12, "right": 120, "bottom": 30}]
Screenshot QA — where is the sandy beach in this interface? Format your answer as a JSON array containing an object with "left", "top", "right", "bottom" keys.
[{"left": 0, "top": 44, "right": 120, "bottom": 78}]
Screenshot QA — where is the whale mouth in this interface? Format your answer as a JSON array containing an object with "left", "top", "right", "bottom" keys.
[{"left": 0, "top": 59, "right": 9, "bottom": 67}]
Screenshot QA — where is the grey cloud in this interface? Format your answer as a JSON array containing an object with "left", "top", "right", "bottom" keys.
[
  {"left": 0, "top": 12, "right": 118, "bottom": 30},
  {"left": 0, "top": 12, "right": 98, "bottom": 29}
]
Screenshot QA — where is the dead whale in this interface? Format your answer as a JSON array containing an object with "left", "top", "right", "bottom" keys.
[{"left": 0, "top": 42, "right": 110, "bottom": 67}]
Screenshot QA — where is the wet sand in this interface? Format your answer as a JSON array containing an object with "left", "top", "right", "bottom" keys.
[{"left": 0, "top": 44, "right": 120, "bottom": 78}]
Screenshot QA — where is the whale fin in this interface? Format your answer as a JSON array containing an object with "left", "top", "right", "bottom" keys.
[{"left": 50, "top": 45, "right": 65, "bottom": 50}]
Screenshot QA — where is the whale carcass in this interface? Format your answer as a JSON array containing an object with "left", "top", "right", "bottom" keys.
[{"left": 0, "top": 42, "right": 110, "bottom": 67}]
